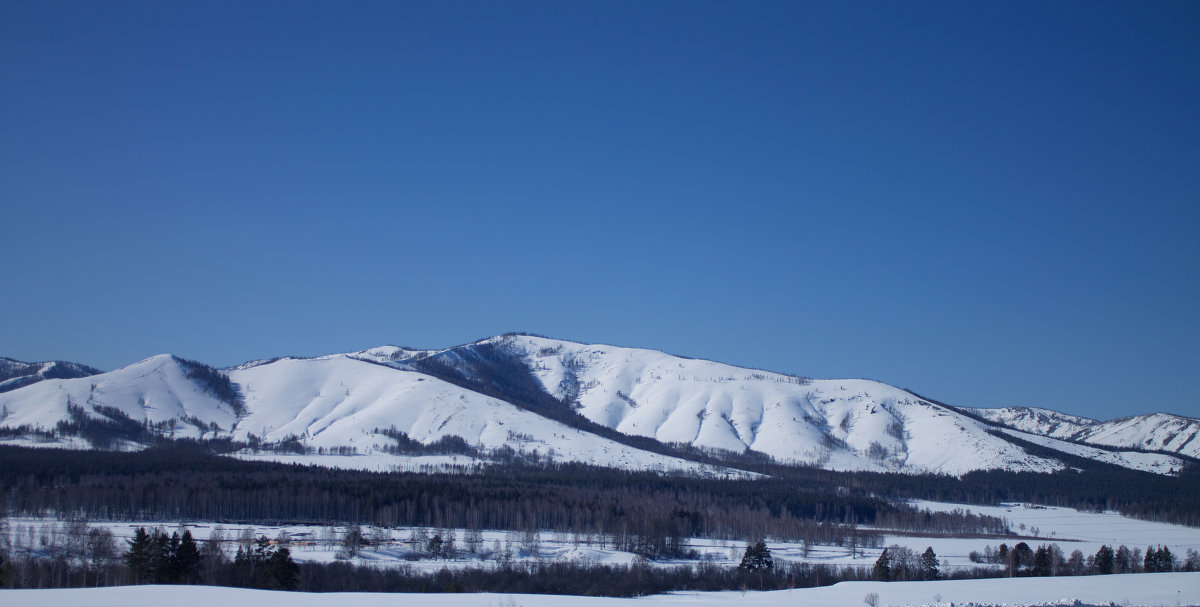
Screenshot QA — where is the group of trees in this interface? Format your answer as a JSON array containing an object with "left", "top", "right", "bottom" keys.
[
  {"left": 124, "top": 528, "right": 202, "bottom": 584},
  {"left": 229, "top": 536, "right": 298, "bottom": 590},
  {"left": 0, "top": 516, "right": 298, "bottom": 591},
  {"left": 872, "top": 546, "right": 940, "bottom": 581},
  {"left": 969, "top": 541, "right": 1198, "bottom": 577},
  {"left": 371, "top": 427, "right": 478, "bottom": 457}
]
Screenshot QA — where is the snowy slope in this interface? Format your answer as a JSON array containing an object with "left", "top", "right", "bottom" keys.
[
  {"left": 0, "top": 335, "right": 1192, "bottom": 477},
  {"left": 0, "top": 357, "right": 101, "bottom": 393},
  {"left": 406, "top": 336, "right": 1066, "bottom": 475},
  {"left": 0, "top": 354, "right": 238, "bottom": 440},
  {"left": 992, "top": 427, "right": 1185, "bottom": 475},
  {"left": 971, "top": 406, "right": 1200, "bottom": 460},
  {"left": 0, "top": 352, "right": 732, "bottom": 474},
  {"left": 394, "top": 335, "right": 1191, "bottom": 475},
  {"left": 225, "top": 354, "right": 727, "bottom": 474}
]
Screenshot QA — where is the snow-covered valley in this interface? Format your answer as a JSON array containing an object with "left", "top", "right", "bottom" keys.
[{"left": 6, "top": 501, "right": 1199, "bottom": 575}]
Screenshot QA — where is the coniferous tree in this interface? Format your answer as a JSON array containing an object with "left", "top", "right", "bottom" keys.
[
  {"left": 159, "top": 532, "right": 183, "bottom": 583},
  {"left": 1095, "top": 544, "right": 1115, "bottom": 575},
  {"left": 1010, "top": 542, "right": 1033, "bottom": 577},
  {"left": 1144, "top": 545, "right": 1175, "bottom": 573},
  {"left": 873, "top": 548, "right": 891, "bottom": 581},
  {"left": 738, "top": 541, "right": 773, "bottom": 571},
  {"left": 1115, "top": 545, "right": 1132, "bottom": 573},
  {"left": 1144, "top": 546, "right": 1159, "bottom": 572},
  {"left": 919, "top": 547, "right": 939, "bottom": 580},
  {"left": 124, "top": 528, "right": 153, "bottom": 584},
  {"left": 264, "top": 546, "right": 299, "bottom": 590},
  {"left": 175, "top": 530, "right": 202, "bottom": 584},
  {"left": 1032, "top": 545, "right": 1052, "bottom": 577}
]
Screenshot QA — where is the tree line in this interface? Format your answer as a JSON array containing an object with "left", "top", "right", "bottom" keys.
[
  {"left": 0, "top": 445, "right": 1006, "bottom": 545},
  {"left": 967, "top": 541, "right": 1199, "bottom": 576}
]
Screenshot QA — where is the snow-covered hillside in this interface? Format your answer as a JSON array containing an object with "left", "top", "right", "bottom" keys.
[
  {"left": 0, "top": 352, "right": 730, "bottom": 475},
  {"left": 225, "top": 354, "right": 728, "bottom": 474},
  {"left": 400, "top": 335, "right": 1184, "bottom": 476},
  {"left": 0, "top": 354, "right": 238, "bottom": 441},
  {"left": 971, "top": 406, "right": 1200, "bottom": 460},
  {"left": 0, "top": 356, "right": 101, "bottom": 393},
  {"left": 0, "top": 335, "right": 1192, "bottom": 476},
  {"left": 479, "top": 336, "right": 1059, "bottom": 475}
]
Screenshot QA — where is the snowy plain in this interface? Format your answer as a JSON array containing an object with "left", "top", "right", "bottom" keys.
[
  {"left": 3, "top": 573, "right": 1199, "bottom": 607},
  {"left": 8, "top": 501, "right": 1200, "bottom": 575}
]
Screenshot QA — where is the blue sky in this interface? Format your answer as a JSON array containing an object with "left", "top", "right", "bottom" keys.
[{"left": 2, "top": 1, "right": 1197, "bottom": 420}]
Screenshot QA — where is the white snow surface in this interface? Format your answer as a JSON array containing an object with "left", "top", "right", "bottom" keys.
[
  {"left": 0, "top": 354, "right": 238, "bottom": 438},
  {"left": 226, "top": 355, "right": 733, "bottom": 475},
  {"left": 3, "top": 573, "right": 1198, "bottom": 607},
  {"left": 470, "top": 336, "right": 1176, "bottom": 475},
  {"left": 0, "top": 357, "right": 98, "bottom": 392},
  {"left": 0, "top": 335, "right": 1192, "bottom": 476},
  {"left": 971, "top": 407, "right": 1200, "bottom": 460},
  {"left": 993, "top": 427, "right": 1185, "bottom": 474}
]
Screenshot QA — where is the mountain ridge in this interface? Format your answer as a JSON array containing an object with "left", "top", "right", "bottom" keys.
[
  {"left": 0, "top": 334, "right": 1194, "bottom": 477},
  {"left": 0, "top": 356, "right": 103, "bottom": 393}
]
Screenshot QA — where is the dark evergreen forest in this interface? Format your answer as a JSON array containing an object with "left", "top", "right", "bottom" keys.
[
  {"left": 2, "top": 443, "right": 1196, "bottom": 535},
  {"left": 2, "top": 441, "right": 1199, "bottom": 595},
  {"left": 0, "top": 445, "right": 954, "bottom": 545}
]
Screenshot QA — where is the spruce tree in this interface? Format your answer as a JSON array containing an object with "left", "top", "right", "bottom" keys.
[
  {"left": 175, "top": 530, "right": 202, "bottom": 584},
  {"left": 1115, "top": 545, "right": 1132, "bottom": 573},
  {"left": 873, "top": 548, "right": 891, "bottom": 581},
  {"left": 1095, "top": 544, "right": 1115, "bottom": 575},
  {"left": 738, "top": 541, "right": 773, "bottom": 571},
  {"left": 1161, "top": 546, "right": 1175, "bottom": 572},
  {"left": 265, "top": 546, "right": 299, "bottom": 590},
  {"left": 919, "top": 547, "right": 939, "bottom": 580},
  {"left": 124, "top": 527, "right": 153, "bottom": 584},
  {"left": 1032, "top": 545, "right": 1051, "bottom": 577}
]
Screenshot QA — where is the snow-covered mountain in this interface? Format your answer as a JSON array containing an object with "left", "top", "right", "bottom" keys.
[
  {"left": 0, "top": 354, "right": 240, "bottom": 445},
  {"left": 386, "top": 335, "right": 1185, "bottom": 476},
  {"left": 0, "top": 357, "right": 101, "bottom": 393},
  {"left": 968, "top": 406, "right": 1200, "bottom": 460},
  {"left": 226, "top": 354, "right": 723, "bottom": 474},
  {"left": 0, "top": 335, "right": 1193, "bottom": 477}
]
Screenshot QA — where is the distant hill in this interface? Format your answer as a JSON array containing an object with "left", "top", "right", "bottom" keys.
[{"left": 1, "top": 334, "right": 1193, "bottom": 477}]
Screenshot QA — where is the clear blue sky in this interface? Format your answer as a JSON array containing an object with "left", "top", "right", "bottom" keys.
[{"left": 2, "top": 1, "right": 1197, "bottom": 420}]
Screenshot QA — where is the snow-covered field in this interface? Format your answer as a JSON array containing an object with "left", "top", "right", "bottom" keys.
[
  {"left": 8, "top": 501, "right": 1199, "bottom": 574},
  {"left": 912, "top": 501, "right": 1200, "bottom": 560},
  {"left": 3, "top": 573, "right": 1199, "bottom": 607}
]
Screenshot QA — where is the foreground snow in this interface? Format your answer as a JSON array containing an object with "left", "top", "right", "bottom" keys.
[{"left": 3, "top": 573, "right": 1198, "bottom": 607}]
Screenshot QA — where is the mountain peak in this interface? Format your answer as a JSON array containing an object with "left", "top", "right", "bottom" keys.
[{"left": 1, "top": 338, "right": 1194, "bottom": 476}]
